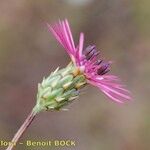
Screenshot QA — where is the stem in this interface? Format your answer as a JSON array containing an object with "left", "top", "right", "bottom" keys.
[{"left": 6, "top": 108, "right": 38, "bottom": 150}]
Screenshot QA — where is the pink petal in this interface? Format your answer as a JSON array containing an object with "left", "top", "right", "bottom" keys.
[
  {"left": 78, "top": 33, "right": 84, "bottom": 58},
  {"left": 47, "top": 20, "right": 76, "bottom": 57},
  {"left": 88, "top": 75, "right": 131, "bottom": 103}
]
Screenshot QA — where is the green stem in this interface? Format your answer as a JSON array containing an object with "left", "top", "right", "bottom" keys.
[{"left": 6, "top": 107, "right": 39, "bottom": 150}]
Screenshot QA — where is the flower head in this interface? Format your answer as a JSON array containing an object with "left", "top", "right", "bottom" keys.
[{"left": 47, "top": 19, "right": 131, "bottom": 104}]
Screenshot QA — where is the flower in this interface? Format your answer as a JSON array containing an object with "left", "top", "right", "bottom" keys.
[{"left": 47, "top": 19, "right": 131, "bottom": 104}]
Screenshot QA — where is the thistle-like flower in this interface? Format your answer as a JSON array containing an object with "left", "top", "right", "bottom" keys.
[
  {"left": 6, "top": 20, "right": 132, "bottom": 150},
  {"left": 35, "top": 19, "right": 131, "bottom": 112}
]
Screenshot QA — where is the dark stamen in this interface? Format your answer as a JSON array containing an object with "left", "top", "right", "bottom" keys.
[
  {"left": 100, "top": 68, "right": 110, "bottom": 75},
  {"left": 86, "top": 50, "right": 95, "bottom": 60},
  {"left": 94, "top": 60, "right": 103, "bottom": 65},
  {"left": 84, "top": 45, "right": 99, "bottom": 60},
  {"left": 97, "top": 63, "right": 110, "bottom": 75},
  {"left": 93, "top": 51, "right": 100, "bottom": 57},
  {"left": 83, "top": 45, "right": 96, "bottom": 55}
]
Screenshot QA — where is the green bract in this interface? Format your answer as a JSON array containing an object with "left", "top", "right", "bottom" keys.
[{"left": 34, "top": 63, "right": 87, "bottom": 113}]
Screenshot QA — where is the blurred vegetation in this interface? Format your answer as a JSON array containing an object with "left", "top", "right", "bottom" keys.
[{"left": 0, "top": 0, "right": 150, "bottom": 150}]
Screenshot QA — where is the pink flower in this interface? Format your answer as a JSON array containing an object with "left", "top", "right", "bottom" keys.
[{"left": 47, "top": 19, "right": 131, "bottom": 103}]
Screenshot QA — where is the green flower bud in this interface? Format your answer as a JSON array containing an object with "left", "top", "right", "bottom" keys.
[{"left": 34, "top": 63, "right": 87, "bottom": 112}]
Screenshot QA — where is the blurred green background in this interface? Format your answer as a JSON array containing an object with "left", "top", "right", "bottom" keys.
[{"left": 0, "top": 0, "right": 150, "bottom": 150}]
